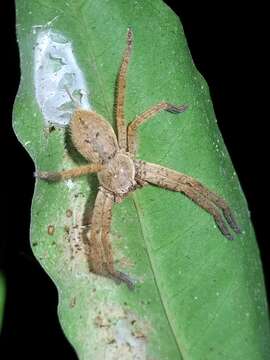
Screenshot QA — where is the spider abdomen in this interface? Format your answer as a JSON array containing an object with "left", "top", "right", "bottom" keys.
[
  {"left": 70, "top": 109, "right": 119, "bottom": 163},
  {"left": 98, "top": 152, "right": 136, "bottom": 197}
]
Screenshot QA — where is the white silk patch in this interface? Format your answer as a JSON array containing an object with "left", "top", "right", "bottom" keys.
[{"left": 34, "top": 30, "right": 91, "bottom": 126}]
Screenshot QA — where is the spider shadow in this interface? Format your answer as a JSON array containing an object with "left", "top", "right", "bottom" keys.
[{"left": 64, "top": 128, "right": 98, "bottom": 272}]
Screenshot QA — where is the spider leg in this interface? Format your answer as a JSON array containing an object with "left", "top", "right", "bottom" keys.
[
  {"left": 89, "top": 188, "right": 134, "bottom": 289},
  {"left": 135, "top": 160, "right": 241, "bottom": 240},
  {"left": 115, "top": 28, "right": 133, "bottom": 151},
  {"left": 128, "top": 102, "right": 187, "bottom": 155},
  {"left": 87, "top": 189, "right": 107, "bottom": 276},
  {"left": 36, "top": 163, "right": 103, "bottom": 181},
  {"left": 181, "top": 175, "right": 241, "bottom": 234}
]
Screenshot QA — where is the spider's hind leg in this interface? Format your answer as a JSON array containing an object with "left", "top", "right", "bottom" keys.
[
  {"left": 191, "top": 180, "right": 241, "bottom": 234},
  {"left": 135, "top": 160, "right": 241, "bottom": 240},
  {"left": 88, "top": 188, "right": 135, "bottom": 289}
]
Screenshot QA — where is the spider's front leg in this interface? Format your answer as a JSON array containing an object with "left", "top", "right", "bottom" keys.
[
  {"left": 135, "top": 160, "right": 241, "bottom": 240},
  {"left": 115, "top": 28, "right": 133, "bottom": 150},
  {"left": 88, "top": 188, "right": 134, "bottom": 289},
  {"left": 127, "top": 102, "right": 187, "bottom": 155},
  {"left": 115, "top": 28, "right": 187, "bottom": 154}
]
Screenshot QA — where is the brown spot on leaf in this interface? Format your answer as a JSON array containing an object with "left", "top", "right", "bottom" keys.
[
  {"left": 48, "top": 125, "right": 56, "bottom": 133},
  {"left": 66, "top": 209, "right": 73, "bottom": 217},
  {"left": 94, "top": 315, "right": 111, "bottom": 328},
  {"left": 69, "top": 297, "right": 76, "bottom": 308},
  {"left": 48, "top": 225, "right": 55, "bottom": 235}
]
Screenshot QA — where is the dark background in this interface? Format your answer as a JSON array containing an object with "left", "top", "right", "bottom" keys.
[{"left": 0, "top": 1, "right": 268, "bottom": 359}]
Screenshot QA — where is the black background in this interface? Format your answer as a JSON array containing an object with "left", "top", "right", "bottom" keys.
[{"left": 0, "top": 1, "right": 268, "bottom": 359}]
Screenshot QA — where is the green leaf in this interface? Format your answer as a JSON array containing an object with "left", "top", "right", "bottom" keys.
[
  {"left": 0, "top": 273, "right": 5, "bottom": 331},
  {"left": 14, "top": 0, "right": 270, "bottom": 358}
]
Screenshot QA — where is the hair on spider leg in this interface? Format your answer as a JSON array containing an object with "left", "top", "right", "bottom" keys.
[
  {"left": 108, "top": 271, "right": 136, "bottom": 290},
  {"left": 214, "top": 216, "right": 234, "bottom": 241},
  {"left": 166, "top": 104, "right": 188, "bottom": 114},
  {"left": 222, "top": 208, "right": 242, "bottom": 234}
]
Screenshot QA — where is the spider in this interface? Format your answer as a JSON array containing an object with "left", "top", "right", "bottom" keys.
[{"left": 37, "top": 29, "right": 241, "bottom": 289}]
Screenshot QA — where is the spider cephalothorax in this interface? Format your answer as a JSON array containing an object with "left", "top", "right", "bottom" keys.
[{"left": 37, "top": 29, "right": 240, "bottom": 289}]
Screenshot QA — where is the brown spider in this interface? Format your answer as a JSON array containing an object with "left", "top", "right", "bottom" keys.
[{"left": 37, "top": 29, "right": 241, "bottom": 289}]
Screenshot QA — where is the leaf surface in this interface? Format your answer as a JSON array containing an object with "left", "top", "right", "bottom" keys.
[
  {"left": 14, "top": 1, "right": 270, "bottom": 358},
  {"left": 0, "top": 273, "right": 5, "bottom": 331}
]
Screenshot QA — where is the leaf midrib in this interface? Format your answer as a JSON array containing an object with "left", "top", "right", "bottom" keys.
[
  {"left": 132, "top": 193, "right": 184, "bottom": 359},
  {"left": 77, "top": 4, "right": 184, "bottom": 357}
]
